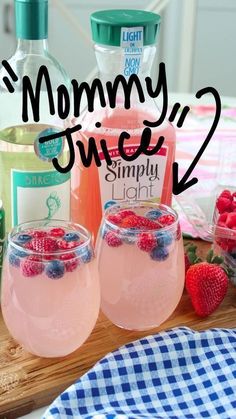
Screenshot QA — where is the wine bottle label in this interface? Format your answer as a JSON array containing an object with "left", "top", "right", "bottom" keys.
[
  {"left": 34, "top": 128, "right": 64, "bottom": 162},
  {"left": 98, "top": 144, "right": 168, "bottom": 212},
  {"left": 120, "top": 27, "right": 143, "bottom": 77},
  {"left": 11, "top": 169, "right": 70, "bottom": 226}
]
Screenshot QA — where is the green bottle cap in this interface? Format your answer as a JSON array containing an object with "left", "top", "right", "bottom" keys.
[
  {"left": 91, "top": 9, "right": 161, "bottom": 47},
  {"left": 15, "top": 0, "right": 48, "bottom": 40}
]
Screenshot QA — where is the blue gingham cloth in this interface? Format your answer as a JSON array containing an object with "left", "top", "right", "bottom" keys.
[{"left": 43, "top": 327, "right": 236, "bottom": 419}]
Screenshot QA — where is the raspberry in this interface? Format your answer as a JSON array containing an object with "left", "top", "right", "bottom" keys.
[
  {"left": 21, "top": 256, "right": 44, "bottom": 277},
  {"left": 118, "top": 210, "right": 135, "bottom": 219},
  {"left": 157, "top": 214, "right": 175, "bottom": 226},
  {"left": 29, "top": 237, "right": 58, "bottom": 253},
  {"left": 137, "top": 232, "right": 156, "bottom": 252},
  {"left": 216, "top": 197, "right": 232, "bottom": 213},
  {"left": 57, "top": 239, "right": 81, "bottom": 250},
  {"left": 216, "top": 237, "right": 235, "bottom": 252},
  {"left": 60, "top": 253, "right": 79, "bottom": 272},
  {"left": 217, "top": 221, "right": 226, "bottom": 228},
  {"left": 32, "top": 230, "right": 48, "bottom": 238},
  {"left": 105, "top": 232, "right": 122, "bottom": 247},
  {"left": 50, "top": 228, "right": 65, "bottom": 238},
  {"left": 231, "top": 201, "right": 236, "bottom": 212},
  {"left": 218, "top": 213, "right": 228, "bottom": 224},
  {"left": 226, "top": 213, "right": 236, "bottom": 229},
  {"left": 107, "top": 213, "right": 123, "bottom": 225},
  {"left": 220, "top": 190, "right": 232, "bottom": 199}
]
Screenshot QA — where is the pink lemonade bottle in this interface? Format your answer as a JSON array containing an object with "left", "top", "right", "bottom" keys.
[{"left": 71, "top": 10, "right": 176, "bottom": 240}]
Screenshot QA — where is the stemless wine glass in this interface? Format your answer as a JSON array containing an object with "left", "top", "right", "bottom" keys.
[
  {"left": 96, "top": 201, "right": 185, "bottom": 331},
  {"left": 1, "top": 220, "right": 100, "bottom": 357}
]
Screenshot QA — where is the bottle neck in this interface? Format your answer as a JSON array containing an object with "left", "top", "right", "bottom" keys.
[
  {"left": 95, "top": 44, "right": 156, "bottom": 83},
  {"left": 16, "top": 39, "right": 49, "bottom": 55}
]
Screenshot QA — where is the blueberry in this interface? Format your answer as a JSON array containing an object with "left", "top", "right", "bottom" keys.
[
  {"left": 15, "top": 234, "right": 32, "bottom": 244},
  {"left": 101, "top": 223, "right": 110, "bottom": 239},
  {"left": 63, "top": 233, "right": 80, "bottom": 242},
  {"left": 9, "top": 252, "right": 20, "bottom": 267},
  {"left": 155, "top": 231, "right": 173, "bottom": 247},
  {"left": 77, "top": 246, "right": 93, "bottom": 263},
  {"left": 11, "top": 246, "right": 28, "bottom": 258},
  {"left": 145, "top": 209, "right": 162, "bottom": 220},
  {"left": 45, "top": 260, "right": 65, "bottom": 279},
  {"left": 122, "top": 228, "right": 136, "bottom": 245},
  {"left": 150, "top": 246, "right": 169, "bottom": 261}
]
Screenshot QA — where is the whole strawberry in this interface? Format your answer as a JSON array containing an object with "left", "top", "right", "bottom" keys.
[{"left": 186, "top": 250, "right": 228, "bottom": 317}]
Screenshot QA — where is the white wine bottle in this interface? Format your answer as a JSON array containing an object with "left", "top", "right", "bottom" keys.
[{"left": 0, "top": 0, "right": 70, "bottom": 231}]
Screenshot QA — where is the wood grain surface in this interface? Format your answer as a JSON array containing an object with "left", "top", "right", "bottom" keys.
[{"left": 0, "top": 240, "right": 236, "bottom": 419}]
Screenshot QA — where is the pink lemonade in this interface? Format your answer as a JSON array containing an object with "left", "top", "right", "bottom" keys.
[
  {"left": 96, "top": 202, "right": 185, "bottom": 331},
  {"left": 71, "top": 107, "right": 176, "bottom": 241},
  {"left": 1, "top": 221, "right": 100, "bottom": 358}
]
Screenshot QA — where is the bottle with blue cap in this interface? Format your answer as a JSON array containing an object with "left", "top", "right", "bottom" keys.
[
  {"left": 0, "top": 0, "right": 71, "bottom": 231},
  {"left": 71, "top": 9, "right": 176, "bottom": 240}
]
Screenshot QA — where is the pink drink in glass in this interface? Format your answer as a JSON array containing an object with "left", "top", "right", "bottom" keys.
[
  {"left": 97, "top": 202, "right": 185, "bottom": 331},
  {"left": 1, "top": 221, "right": 100, "bottom": 357}
]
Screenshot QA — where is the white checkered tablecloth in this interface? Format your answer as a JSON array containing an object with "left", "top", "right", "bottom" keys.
[{"left": 43, "top": 327, "right": 236, "bottom": 419}]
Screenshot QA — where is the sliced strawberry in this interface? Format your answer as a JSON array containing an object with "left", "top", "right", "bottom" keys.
[
  {"left": 121, "top": 215, "right": 159, "bottom": 230},
  {"left": 120, "top": 215, "right": 141, "bottom": 228},
  {"left": 29, "top": 237, "right": 58, "bottom": 253}
]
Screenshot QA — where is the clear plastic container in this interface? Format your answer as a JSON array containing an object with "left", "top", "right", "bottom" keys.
[
  {"left": 209, "top": 188, "right": 236, "bottom": 285},
  {"left": 71, "top": 10, "right": 176, "bottom": 240}
]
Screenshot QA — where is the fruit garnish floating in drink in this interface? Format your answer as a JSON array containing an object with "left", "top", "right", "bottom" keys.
[
  {"left": 1, "top": 221, "right": 100, "bottom": 358},
  {"left": 210, "top": 189, "right": 236, "bottom": 284},
  {"left": 96, "top": 202, "right": 185, "bottom": 331}
]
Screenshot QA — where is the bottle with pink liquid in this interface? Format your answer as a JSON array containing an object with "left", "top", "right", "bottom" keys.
[{"left": 71, "top": 10, "right": 176, "bottom": 240}]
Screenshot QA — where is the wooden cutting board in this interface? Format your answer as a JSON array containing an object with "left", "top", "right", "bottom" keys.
[{"left": 0, "top": 240, "right": 236, "bottom": 419}]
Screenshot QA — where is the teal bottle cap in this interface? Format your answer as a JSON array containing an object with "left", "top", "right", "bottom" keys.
[
  {"left": 15, "top": 0, "right": 48, "bottom": 40},
  {"left": 91, "top": 9, "right": 161, "bottom": 47}
]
